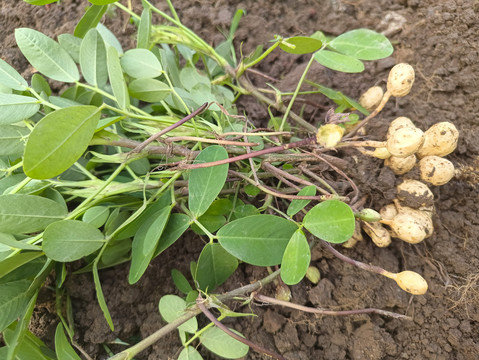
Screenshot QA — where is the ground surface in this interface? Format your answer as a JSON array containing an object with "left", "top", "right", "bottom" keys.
[{"left": 1, "top": 0, "right": 478, "bottom": 359}]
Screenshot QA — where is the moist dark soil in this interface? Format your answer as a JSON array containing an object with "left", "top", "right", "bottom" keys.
[{"left": 1, "top": 0, "right": 479, "bottom": 359}]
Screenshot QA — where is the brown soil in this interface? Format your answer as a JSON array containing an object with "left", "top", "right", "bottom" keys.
[{"left": 1, "top": 0, "right": 479, "bottom": 359}]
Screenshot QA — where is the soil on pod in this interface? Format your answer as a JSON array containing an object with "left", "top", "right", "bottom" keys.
[{"left": 1, "top": 0, "right": 479, "bottom": 359}]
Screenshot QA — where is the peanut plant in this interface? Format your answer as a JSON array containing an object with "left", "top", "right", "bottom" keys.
[{"left": 0, "top": 0, "right": 457, "bottom": 359}]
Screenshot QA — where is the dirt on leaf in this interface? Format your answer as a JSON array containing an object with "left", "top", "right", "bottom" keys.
[{"left": 1, "top": 0, "right": 479, "bottom": 359}]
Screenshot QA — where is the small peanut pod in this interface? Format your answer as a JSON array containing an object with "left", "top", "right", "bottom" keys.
[
  {"left": 381, "top": 206, "right": 433, "bottom": 244},
  {"left": 362, "top": 222, "right": 391, "bottom": 247},
  {"left": 419, "top": 155, "right": 455, "bottom": 186},
  {"left": 396, "top": 179, "right": 434, "bottom": 209},
  {"left": 417, "top": 121, "right": 459, "bottom": 158},
  {"left": 386, "top": 126, "right": 424, "bottom": 157},
  {"left": 316, "top": 124, "right": 345, "bottom": 148},
  {"left": 384, "top": 154, "right": 416, "bottom": 175},
  {"left": 393, "top": 271, "right": 428, "bottom": 295},
  {"left": 387, "top": 63, "right": 415, "bottom": 97},
  {"left": 359, "top": 86, "right": 384, "bottom": 112},
  {"left": 387, "top": 116, "right": 416, "bottom": 139}
]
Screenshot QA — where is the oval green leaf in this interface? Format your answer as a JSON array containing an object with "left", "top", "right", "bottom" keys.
[
  {"left": 58, "top": 34, "right": 82, "bottom": 63},
  {"left": 0, "top": 280, "right": 31, "bottom": 332},
  {"left": 128, "top": 206, "right": 171, "bottom": 284},
  {"left": 287, "top": 185, "right": 316, "bottom": 217},
  {"left": 23, "top": 105, "right": 101, "bottom": 179},
  {"left": 107, "top": 46, "right": 130, "bottom": 110},
  {"left": 120, "top": 49, "right": 163, "bottom": 78},
  {"left": 279, "top": 36, "right": 322, "bottom": 54},
  {"left": 280, "top": 230, "right": 310, "bottom": 285},
  {"left": 43, "top": 220, "right": 105, "bottom": 262},
  {"left": 158, "top": 295, "right": 198, "bottom": 333},
  {"left": 188, "top": 145, "right": 229, "bottom": 218},
  {"left": 128, "top": 78, "right": 171, "bottom": 102},
  {"left": 88, "top": 0, "right": 118, "bottom": 4},
  {"left": 171, "top": 269, "right": 193, "bottom": 295},
  {"left": 303, "top": 200, "right": 355, "bottom": 243},
  {"left": 15, "top": 28, "right": 79, "bottom": 82},
  {"left": 195, "top": 243, "right": 238, "bottom": 292},
  {"left": 0, "top": 94, "right": 39, "bottom": 125},
  {"left": 80, "top": 29, "right": 108, "bottom": 87},
  {"left": 200, "top": 326, "right": 249, "bottom": 359},
  {"left": 217, "top": 215, "right": 298, "bottom": 266},
  {"left": 329, "top": 29, "right": 393, "bottom": 60},
  {"left": 54, "top": 323, "right": 81, "bottom": 360},
  {"left": 82, "top": 206, "right": 110, "bottom": 228},
  {"left": 154, "top": 213, "right": 190, "bottom": 257},
  {"left": 74, "top": 5, "right": 108, "bottom": 39},
  {"left": 314, "top": 50, "right": 365, "bottom": 73},
  {"left": 0, "top": 59, "right": 28, "bottom": 91},
  {"left": 0, "top": 125, "right": 29, "bottom": 156},
  {"left": 178, "top": 347, "right": 203, "bottom": 360},
  {"left": 0, "top": 194, "right": 67, "bottom": 234},
  {"left": 137, "top": 8, "right": 152, "bottom": 49}
]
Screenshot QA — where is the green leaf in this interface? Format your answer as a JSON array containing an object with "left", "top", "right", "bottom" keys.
[
  {"left": 0, "top": 279, "right": 31, "bottom": 332},
  {"left": 314, "top": 50, "right": 364, "bottom": 73},
  {"left": 129, "top": 206, "right": 171, "bottom": 284},
  {"left": 303, "top": 200, "right": 355, "bottom": 243},
  {"left": 189, "top": 146, "right": 229, "bottom": 218},
  {"left": 54, "top": 323, "right": 81, "bottom": 360},
  {"left": 88, "top": 0, "right": 118, "bottom": 4},
  {"left": 0, "top": 125, "right": 29, "bottom": 155},
  {"left": 23, "top": 105, "right": 101, "bottom": 179},
  {"left": 42, "top": 220, "right": 105, "bottom": 262},
  {"left": 82, "top": 206, "right": 110, "bottom": 228},
  {"left": 107, "top": 46, "right": 130, "bottom": 110},
  {"left": 154, "top": 213, "right": 190, "bottom": 257},
  {"left": 0, "top": 94, "right": 40, "bottom": 125},
  {"left": 329, "top": 29, "right": 393, "bottom": 60},
  {"left": 280, "top": 230, "right": 310, "bottom": 285},
  {"left": 0, "top": 233, "right": 40, "bottom": 251},
  {"left": 93, "top": 264, "right": 114, "bottom": 330},
  {"left": 217, "top": 215, "right": 298, "bottom": 266},
  {"left": 15, "top": 28, "right": 79, "bottom": 82},
  {"left": 128, "top": 78, "right": 171, "bottom": 102},
  {"left": 5, "top": 290, "right": 38, "bottom": 360},
  {"left": 0, "top": 252, "right": 43, "bottom": 278},
  {"left": 195, "top": 243, "right": 238, "bottom": 292},
  {"left": 171, "top": 269, "right": 193, "bottom": 295},
  {"left": 280, "top": 36, "right": 322, "bottom": 54},
  {"left": 31, "top": 74, "right": 52, "bottom": 96},
  {"left": 80, "top": 29, "right": 108, "bottom": 87},
  {"left": 158, "top": 295, "right": 198, "bottom": 333},
  {"left": 0, "top": 59, "right": 28, "bottom": 91},
  {"left": 178, "top": 346, "right": 203, "bottom": 360},
  {"left": 74, "top": 5, "right": 108, "bottom": 38},
  {"left": 137, "top": 8, "right": 152, "bottom": 49},
  {"left": 287, "top": 185, "right": 316, "bottom": 217},
  {"left": 3, "top": 324, "right": 56, "bottom": 360},
  {"left": 120, "top": 49, "right": 163, "bottom": 78},
  {"left": 58, "top": 34, "right": 82, "bottom": 63},
  {"left": 200, "top": 326, "right": 249, "bottom": 359},
  {"left": 0, "top": 194, "right": 67, "bottom": 234},
  {"left": 23, "top": 0, "right": 59, "bottom": 5}
]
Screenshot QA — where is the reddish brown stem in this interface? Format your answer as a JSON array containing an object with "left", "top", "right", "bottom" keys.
[
  {"left": 321, "top": 241, "right": 388, "bottom": 276},
  {"left": 178, "top": 137, "right": 317, "bottom": 170},
  {"left": 130, "top": 102, "right": 209, "bottom": 154},
  {"left": 196, "top": 295, "right": 287, "bottom": 360},
  {"left": 254, "top": 294, "right": 411, "bottom": 320}
]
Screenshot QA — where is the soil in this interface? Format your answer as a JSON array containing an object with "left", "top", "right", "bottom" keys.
[{"left": 1, "top": 0, "right": 479, "bottom": 359}]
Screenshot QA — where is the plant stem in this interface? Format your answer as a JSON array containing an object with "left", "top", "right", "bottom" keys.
[
  {"left": 178, "top": 137, "right": 317, "bottom": 170},
  {"left": 279, "top": 53, "right": 316, "bottom": 132},
  {"left": 237, "top": 40, "right": 282, "bottom": 77},
  {"left": 253, "top": 294, "right": 411, "bottom": 320},
  {"left": 129, "top": 103, "right": 208, "bottom": 154}
]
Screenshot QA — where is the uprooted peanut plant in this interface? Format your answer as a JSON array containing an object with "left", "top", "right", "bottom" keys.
[{"left": 0, "top": 1, "right": 459, "bottom": 359}]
